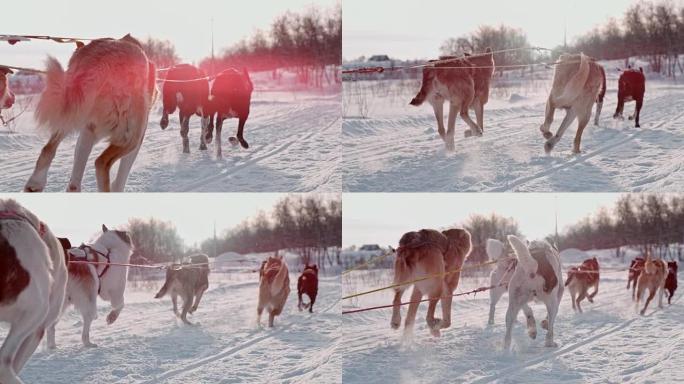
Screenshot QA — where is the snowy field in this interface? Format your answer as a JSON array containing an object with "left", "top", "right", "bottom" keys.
[
  {"left": 341, "top": 251, "right": 683, "bottom": 383},
  {"left": 2, "top": 270, "right": 341, "bottom": 384},
  {"left": 0, "top": 72, "right": 341, "bottom": 192},
  {"left": 342, "top": 64, "right": 684, "bottom": 192}
]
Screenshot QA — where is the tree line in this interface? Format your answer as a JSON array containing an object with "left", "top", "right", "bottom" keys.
[
  {"left": 555, "top": 194, "right": 684, "bottom": 260},
  {"left": 199, "top": 195, "right": 342, "bottom": 270}
]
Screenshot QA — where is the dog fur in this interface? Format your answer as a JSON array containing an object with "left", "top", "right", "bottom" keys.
[
  {"left": 0, "top": 199, "right": 67, "bottom": 384},
  {"left": 257, "top": 255, "right": 290, "bottom": 327},
  {"left": 503, "top": 235, "right": 563, "bottom": 350},
  {"left": 486, "top": 238, "right": 517, "bottom": 325},
  {"left": 410, "top": 49, "right": 494, "bottom": 150},
  {"left": 154, "top": 254, "right": 210, "bottom": 325},
  {"left": 540, "top": 53, "right": 606, "bottom": 154},
  {"left": 390, "top": 228, "right": 472, "bottom": 338},
  {"left": 25, "top": 34, "right": 156, "bottom": 192},
  {"left": 614, "top": 67, "right": 645, "bottom": 127},
  {"left": 297, "top": 264, "right": 318, "bottom": 313},
  {"left": 665, "top": 261, "right": 678, "bottom": 305},
  {"left": 565, "top": 257, "right": 599, "bottom": 313},
  {"left": 627, "top": 257, "right": 645, "bottom": 300},
  {"left": 47, "top": 225, "right": 133, "bottom": 348},
  {"left": 635, "top": 255, "right": 667, "bottom": 315},
  {"left": 0, "top": 66, "right": 16, "bottom": 110},
  {"left": 206, "top": 68, "right": 254, "bottom": 158},
  {"left": 160, "top": 64, "right": 212, "bottom": 154}
]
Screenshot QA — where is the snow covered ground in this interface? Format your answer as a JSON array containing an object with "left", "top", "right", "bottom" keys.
[
  {"left": 341, "top": 254, "right": 683, "bottom": 384},
  {"left": 0, "top": 73, "right": 340, "bottom": 192},
  {"left": 2, "top": 269, "right": 341, "bottom": 384},
  {"left": 342, "top": 65, "right": 684, "bottom": 192}
]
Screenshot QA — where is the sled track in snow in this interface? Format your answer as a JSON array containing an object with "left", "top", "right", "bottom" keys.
[
  {"left": 471, "top": 293, "right": 683, "bottom": 384},
  {"left": 179, "top": 116, "right": 340, "bottom": 192},
  {"left": 485, "top": 106, "right": 684, "bottom": 192},
  {"left": 134, "top": 297, "right": 340, "bottom": 384}
]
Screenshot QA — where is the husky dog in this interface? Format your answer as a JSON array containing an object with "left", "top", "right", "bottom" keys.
[
  {"left": 540, "top": 53, "right": 606, "bottom": 153},
  {"left": 390, "top": 228, "right": 472, "bottom": 338},
  {"left": 160, "top": 64, "right": 212, "bottom": 154},
  {"left": 486, "top": 238, "right": 517, "bottom": 325},
  {"left": 627, "top": 257, "right": 645, "bottom": 299},
  {"left": 665, "top": 261, "right": 678, "bottom": 305},
  {"left": 206, "top": 68, "right": 254, "bottom": 158},
  {"left": 635, "top": 255, "right": 667, "bottom": 315},
  {"left": 0, "top": 66, "right": 15, "bottom": 109},
  {"left": 47, "top": 225, "right": 133, "bottom": 348},
  {"left": 297, "top": 264, "right": 319, "bottom": 313},
  {"left": 155, "top": 254, "right": 210, "bottom": 325},
  {"left": 410, "top": 48, "right": 494, "bottom": 151},
  {"left": 0, "top": 199, "right": 67, "bottom": 384},
  {"left": 504, "top": 235, "right": 563, "bottom": 350},
  {"left": 257, "top": 255, "right": 290, "bottom": 327},
  {"left": 565, "top": 257, "right": 600, "bottom": 313},
  {"left": 25, "top": 34, "right": 156, "bottom": 192},
  {"left": 614, "top": 67, "right": 645, "bottom": 127}
]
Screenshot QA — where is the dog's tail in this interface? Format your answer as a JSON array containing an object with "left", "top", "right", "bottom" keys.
[
  {"left": 556, "top": 53, "right": 591, "bottom": 106},
  {"left": 154, "top": 271, "right": 172, "bottom": 298},
  {"left": 508, "top": 235, "right": 538, "bottom": 275},
  {"left": 409, "top": 68, "right": 433, "bottom": 106},
  {"left": 34, "top": 56, "right": 88, "bottom": 136},
  {"left": 270, "top": 262, "right": 289, "bottom": 296},
  {"left": 486, "top": 238, "right": 505, "bottom": 260},
  {"left": 597, "top": 64, "right": 606, "bottom": 103},
  {"left": 565, "top": 269, "right": 576, "bottom": 287}
]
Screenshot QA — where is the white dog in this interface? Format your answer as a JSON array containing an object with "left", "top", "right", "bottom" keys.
[
  {"left": 0, "top": 199, "right": 67, "bottom": 384},
  {"left": 25, "top": 34, "right": 156, "bottom": 192},
  {"left": 504, "top": 235, "right": 563, "bottom": 351},
  {"left": 486, "top": 238, "right": 517, "bottom": 325},
  {"left": 47, "top": 225, "right": 133, "bottom": 348}
]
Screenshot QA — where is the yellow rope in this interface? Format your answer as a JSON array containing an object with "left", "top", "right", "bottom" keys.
[{"left": 342, "top": 257, "right": 515, "bottom": 300}]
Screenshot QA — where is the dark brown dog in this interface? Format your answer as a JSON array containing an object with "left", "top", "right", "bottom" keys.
[
  {"left": 614, "top": 67, "right": 645, "bottom": 127},
  {"left": 297, "top": 264, "right": 318, "bottom": 313},
  {"left": 665, "top": 261, "right": 678, "bottom": 305}
]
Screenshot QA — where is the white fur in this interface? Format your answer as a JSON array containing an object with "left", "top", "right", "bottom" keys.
[
  {"left": 503, "top": 235, "right": 564, "bottom": 351},
  {"left": 0, "top": 199, "right": 67, "bottom": 384},
  {"left": 487, "top": 239, "right": 515, "bottom": 325},
  {"left": 47, "top": 226, "right": 133, "bottom": 348}
]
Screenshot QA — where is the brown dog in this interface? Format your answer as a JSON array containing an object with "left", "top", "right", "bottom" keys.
[
  {"left": 565, "top": 257, "right": 599, "bottom": 312},
  {"left": 627, "top": 257, "right": 645, "bottom": 300},
  {"left": 297, "top": 264, "right": 318, "bottom": 313},
  {"left": 390, "top": 228, "right": 472, "bottom": 338},
  {"left": 257, "top": 255, "right": 290, "bottom": 327},
  {"left": 155, "top": 254, "right": 210, "bottom": 325},
  {"left": 410, "top": 49, "right": 494, "bottom": 150},
  {"left": 635, "top": 256, "right": 667, "bottom": 315}
]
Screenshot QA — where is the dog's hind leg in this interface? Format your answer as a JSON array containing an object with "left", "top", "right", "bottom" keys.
[
  {"left": 658, "top": 283, "right": 665, "bottom": 309},
  {"left": 24, "top": 131, "right": 66, "bottom": 192},
  {"left": 171, "top": 292, "right": 179, "bottom": 316},
  {"left": 521, "top": 304, "right": 537, "bottom": 340},
  {"left": 571, "top": 108, "right": 592, "bottom": 154},
  {"left": 94, "top": 144, "right": 133, "bottom": 192},
  {"left": 309, "top": 292, "right": 316, "bottom": 313},
  {"left": 235, "top": 116, "right": 249, "bottom": 149},
  {"left": 425, "top": 294, "right": 442, "bottom": 337},
  {"left": 403, "top": 287, "right": 422, "bottom": 338},
  {"left": 179, "top": 293, "right": 194, "bottom": 325},
  {"left": 575, "top": 288, "right": 587, "bottom": 313},
  {"left": 256, "top": 304, "right": 264, "bottom": 326},
  {"left": 543, "top": 297, "right": 559, "bottom": 347},
  {"left": 544, "top": 108, "right": 577, "bottom": 154},
  {"left": 569, "top": 285, "right": 577, "bottom": 311},
  {"left": 474, "top": 101, "right": 485, "bottom": 133},
  {"left": 444, "top": 103, "right": 458, "bottom": 151},
  {"left": 641, "top": 287, "right": 656, "bottom": 315},
  {"left": 594, "top": 99, "right": 603, "bottom": 126},
  {"left": 539, "top": 98, "right": 556, "bottom": 139},
  {"left": 634, "top": 99, "right": 642, "bottom": 128},
  {"left": 112, "top": 109, "right": 149, "bottom": 192},
  {"left": 190, "top": 289, "right": 206, "bottom": 314},
  {"left": 67, "top": 126, "right": 96, "bottom": 192},
  {"left": 1, "top": 315, "right": 45, "bottom": 384},
  {"left": 199, "top": 114, "right": 209, "bottom": 151},
  {"left": 81, "top": 308, "right": 97, "bottom": 348},
  {"left": 432, "top": 100, "right": 446, "bottom": 141},
  {"left": 504, "top": 300, "right": 521, "bottom": 350},
  {"left": 488, "top": 286, "right": 504, "bottom": 325},
  {"left": 215, "top": 117, "right": 224, "bottom": 159},
  {"left": 588, "top": 280, "right": 599, "bottom": 303},
  {"left": 390, "top": 287, "right": 406, "bottom": 330},
  {"left": 460, "top": 101, "right": 482, "bottom": 137}
]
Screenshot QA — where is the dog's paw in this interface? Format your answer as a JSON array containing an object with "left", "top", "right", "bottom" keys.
[
  {"left": 106, "top": 312, "right": 120, "bottom": 325},
  {"left": 228, "top": 137, "right": 239, "bottom": 146},
  {"left": 587, "top": 297, "right": 594, "bottom": 303},
  {"left": 542, "top": 131, "right": 553, "bottom": 140},
  {"left": 544, "top": 340, "right": 558, "bottom": 348},
  {"left": 390, "top": 320, "right": 401, "bottom": 330},
  {"left": 160, "top": 116, "right": 169, "bottom": 129},
  {"left": 23, "top": 181, "right": 45, "bottom": 193},
  {"left": 430, "top": 328, "right": 441, "bottom": 338},
  {"left": 199, "top": 143, "right": 208, "bottom": 151},
  {"left": 84, "top": 342, "right": 98, "bottom": 348},
  {"left": 427, "top": 317, "right": 441, "bottom": 329},
  {"left": 528, "top": 329, "right": 537, "bottom": 340},
  {"left": 464, "top": 129, "right": 473, "bottom": 138}
]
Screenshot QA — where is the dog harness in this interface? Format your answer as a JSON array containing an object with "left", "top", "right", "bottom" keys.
[{"left": 69, "top": 243, "right": 112, "bottom": 294}]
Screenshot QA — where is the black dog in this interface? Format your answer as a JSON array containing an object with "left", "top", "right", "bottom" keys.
[
  {"left": 665, "top": 261, "right": 678, "bottom": 305},
  {"left": 614, "top": 67, "right": 645, "bottom": 128},
  {"left": 297, "top": 264, "right": 318, "bottom": 313}
]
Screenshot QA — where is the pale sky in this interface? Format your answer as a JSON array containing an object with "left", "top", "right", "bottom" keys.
[
  {"left": 0, "top": 0, "right": 338, "bottom": 67},
  {"left": 343, "top": 0, "right": 681, "bottom": 60},
  {"left": 343, "top": 193, "right": 623, "bottom": 247},
  {"left": 1, "top": 193, "right": 288, "bottom": 248}
]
